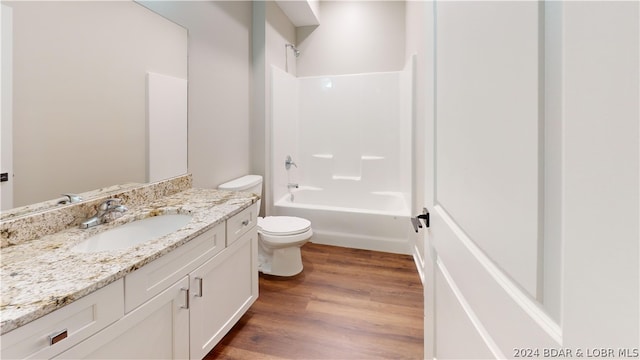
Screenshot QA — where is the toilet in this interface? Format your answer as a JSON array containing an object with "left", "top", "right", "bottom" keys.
[{"left": 218, "top": 175, "right": 312, "bottom": 276}]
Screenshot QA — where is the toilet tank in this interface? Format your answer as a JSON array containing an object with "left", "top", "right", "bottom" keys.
[{"left": 218, "top": 175, "right": 263, "bottom": 198}]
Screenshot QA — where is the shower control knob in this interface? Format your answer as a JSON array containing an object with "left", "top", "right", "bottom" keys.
[{"left": 285, "top": 155, "right": 297, "bottom": 170}]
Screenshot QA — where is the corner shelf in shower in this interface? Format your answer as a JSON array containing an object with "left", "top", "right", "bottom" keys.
[
  {"left": 313, "top": 154, "right": 386, "bottom": 182},
  {"left": 332, "top": 175, "right": 362, "bottom": 181},
  {"left": 361, "top": 156, "right": 385, "bottom": 160},
  {"left": 312, "top": 154, "right": 334, "bottom": 159},
  {"left": 311, "top": 154, "right": 385, "bottom": 161}
]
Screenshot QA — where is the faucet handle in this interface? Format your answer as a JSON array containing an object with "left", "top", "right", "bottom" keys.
[
  {"left": 62, "top": 194, "right": 83, "bottom": 203},
  {"left": 58, "top": 193, "right": 83, "bottom": 205},
  {"left": 100, "top": 198, "right": 121, "bottom": 210},
  {"left": 285, "top": 155, "right": 298, "bottom": 170}
]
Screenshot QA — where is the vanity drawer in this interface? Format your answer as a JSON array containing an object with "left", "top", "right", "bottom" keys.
[
  {"left": 226, "top": 204, "right": 257, "bottom": 246},
  {"left": 124, "top": 223, "right": 225, "bottom": 312},
  {"left": 0, "top": 279, "right": 124, "bottom": 360}
]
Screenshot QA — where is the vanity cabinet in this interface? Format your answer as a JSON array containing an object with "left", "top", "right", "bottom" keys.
[{"left": 2, "top": 203, "right": 258, "bottom": 360}]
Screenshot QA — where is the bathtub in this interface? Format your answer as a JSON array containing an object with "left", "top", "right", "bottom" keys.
[{"left": 273, "top": 187, "right": 412, "bottom": 254}]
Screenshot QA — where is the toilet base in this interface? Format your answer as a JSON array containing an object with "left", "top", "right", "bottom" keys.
[{"left": 258, "top": 244, "right": 304, "bottom": 277}]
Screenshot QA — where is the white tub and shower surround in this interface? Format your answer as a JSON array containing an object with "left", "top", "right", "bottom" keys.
[{"left": 271, "top": 57, "right": 414, "bottom": 254}]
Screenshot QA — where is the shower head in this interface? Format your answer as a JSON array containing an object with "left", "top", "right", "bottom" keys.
[{"left": 286, "top": 43, "right": 301, "bottom": 57}]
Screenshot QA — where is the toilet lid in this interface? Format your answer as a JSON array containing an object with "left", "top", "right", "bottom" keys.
[{"left": 258, "top": 216, "right": 311, "bottom": 236}]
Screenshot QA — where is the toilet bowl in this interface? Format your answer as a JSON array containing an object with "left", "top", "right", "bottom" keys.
[
  {"left": 258, "top": 216, "right": 312, "bottom": 276},
  {"left": 218, "top": 175, "right": 312, "bottom": 277}
]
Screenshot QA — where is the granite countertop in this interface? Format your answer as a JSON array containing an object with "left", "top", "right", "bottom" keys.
[{"left": 0, "top": 188, "right": 258, "bottom": 335}]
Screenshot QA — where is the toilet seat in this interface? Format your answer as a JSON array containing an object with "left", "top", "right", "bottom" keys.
[
  {"left": 258, "top": 216, "right": 313, "bottom": 248},
  {"left": 258, "top": 216, "right": 311, "bottom": 236},
  {"left": 259, "top": 228, "right": 313, "bottom": 247}
]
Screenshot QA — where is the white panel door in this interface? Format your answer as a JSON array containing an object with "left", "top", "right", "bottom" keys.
[{"left": 424, "top": 1, "right": 639, "bottom": 358}]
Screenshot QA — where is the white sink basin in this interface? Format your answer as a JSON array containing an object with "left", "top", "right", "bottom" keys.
[{"left": 72, "top": 214, "right": 192, "bottom": 253}]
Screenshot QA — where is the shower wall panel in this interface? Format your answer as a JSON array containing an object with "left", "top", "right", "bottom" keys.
[
  {"left": 271, "top": 57, "right": 413, "bottom": 214},
  {"left": 297, "top": 65, "right": 412, "bottom": 202}
]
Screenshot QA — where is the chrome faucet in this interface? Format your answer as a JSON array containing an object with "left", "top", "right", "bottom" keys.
[
  {"left": 80, "top": 198, "right": 128, "bottom": 229},
  {"left": 285, "top": 155, "right": 297, "bottom": 170},
  {"left": 287, "top": 183, "right": 299, "bottom": 189}
]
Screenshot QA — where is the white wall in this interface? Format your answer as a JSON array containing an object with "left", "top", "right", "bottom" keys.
[
  {"left": 296, "top": 1, "right": 406, "bottom": 76},
  {"left": 141, "top": 1, "right": 252, "bottom": 190},
  {"left": 562, "top": 1, "right": 639, "bottom": 347},
  {"left": 254, "top": 1, "right": 298, "bottom": 215},
  {"left": 267, "top": 2, "right": 298, "bottom": 77},
  {"left": 9, "top": 1, "right": 187, "bottom": 206}
]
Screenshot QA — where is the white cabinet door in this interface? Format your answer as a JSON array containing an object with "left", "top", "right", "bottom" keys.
[
  {"left": 425, "top": 1, "right": 639, "bottom": 358},
  {"left": 189, "top": 228, "right": 258, "bottom": 360},
  {"left": 55, "top": 277, "right": 190, "bottom": 360}
]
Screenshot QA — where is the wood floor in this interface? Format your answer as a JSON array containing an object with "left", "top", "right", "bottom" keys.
[{"left": 205, "top": 243, "right": 424, "bottom": 360}]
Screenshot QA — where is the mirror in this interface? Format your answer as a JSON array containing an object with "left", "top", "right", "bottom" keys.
[{"left": 0, "top": 1, "right": 188, "bottom": 213}]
